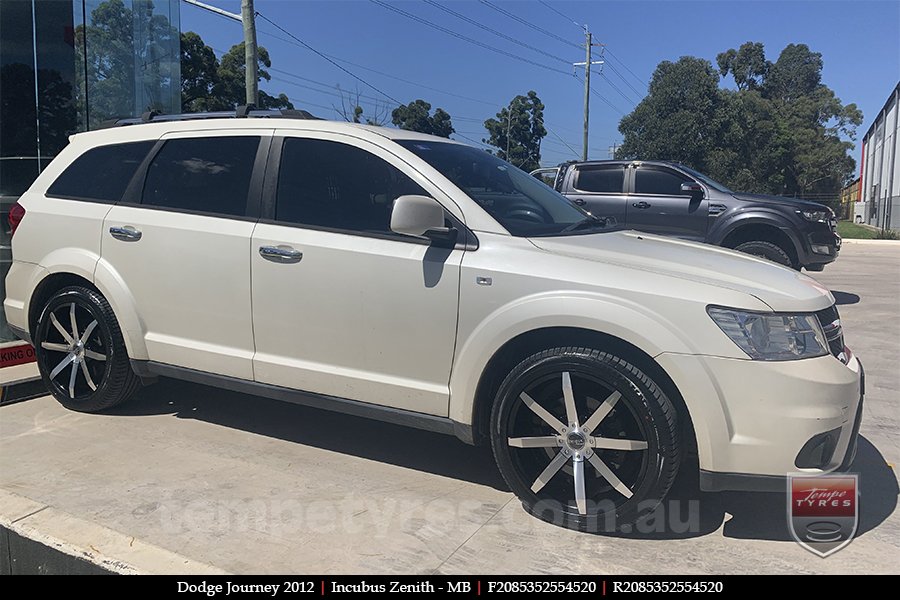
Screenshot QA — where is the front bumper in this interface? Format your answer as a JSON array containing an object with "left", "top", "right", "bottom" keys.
[
  {"left": 799, "top": 227, "right": 841, "bottom": 268},
  {"left": 657, "top": 352, "right": 863, "bottom": 492}
]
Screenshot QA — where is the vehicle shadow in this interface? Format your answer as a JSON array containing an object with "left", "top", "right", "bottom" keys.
[
  {"left": 108, "top": 378, "right": 897, "bottom": 542},
  {"left": 109, "top": 378, "right": 508, "bottom": 490},
  {"left": 832, "top": 290, "right": 861, "bottom": 305}
]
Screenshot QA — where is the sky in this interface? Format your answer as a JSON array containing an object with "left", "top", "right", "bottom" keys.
[{"left": 181, "top": 0, "right": 900, "bottom": 168}]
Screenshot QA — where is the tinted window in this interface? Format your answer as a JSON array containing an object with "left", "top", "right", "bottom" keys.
[
  {"left": 576, "top": 166, "right": 624, "bottom": 193},
  {"left": 398, "top": 140, "right": 596, "bottom": 237},
  {"left": 47, "top": 141, "right": 153, "bottom": 202},
  {"left": 142, "top": 137, "right": 259, "bottom": 216},
  {"left": 634, "top": 167, "right": 689, "bottom": 195},
  {"left": 276, "top": 138, "right": 426, "bottom": 234}
]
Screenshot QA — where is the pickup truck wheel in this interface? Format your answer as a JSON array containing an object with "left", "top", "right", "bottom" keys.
[
  {"left": 733, "top": 240, "right": 793, "bottom": 268},
  {"left": 34, "top": 286, "right": 140, "bottom": 412},
  {"left": 490, "top": 347, "right": 680, "bottom": 532}
]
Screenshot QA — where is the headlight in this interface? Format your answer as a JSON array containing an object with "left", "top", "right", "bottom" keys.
[
  {"left": 707, "top": 306, "right": 828, "bottom": 360},
  {"left": 799, "top": 209, "right": 831, "bottom": 223}
]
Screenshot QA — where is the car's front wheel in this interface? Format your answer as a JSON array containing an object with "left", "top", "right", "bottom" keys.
[
  {"left": 490, "top": 347, "right": 681, "bottom": 532},
  {"left": 34, "top": 286, "right": 140, "bottom": 412}
]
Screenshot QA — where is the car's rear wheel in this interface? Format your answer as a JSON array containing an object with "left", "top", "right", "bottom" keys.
[
  {"left": 490, "top": 347, "right": 681, "bottom": 532},
  {"left": 734, "top": 240, "right": 793, "bottom": 268},
  {"left": 34, "top": 286, "right": 140, "bottom": 412}
]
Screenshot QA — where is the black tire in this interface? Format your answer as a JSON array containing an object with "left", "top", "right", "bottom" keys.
[
  {"left": 734, "top": 240, "right": 793, "bottom": 268},
  {"left": 490, "top": 347, "right": 680, "bottom": 532},
  {"left": 34, "top": 286, "right": 140, "bottom": 412}
]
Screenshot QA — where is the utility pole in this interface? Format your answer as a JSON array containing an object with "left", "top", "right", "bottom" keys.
[
  {"left": 608, "top": 142, "right": 620, "bottom": 159},
  {"left": 573, "top": 28, "right": 604, "bottom": 161},
  {"left": 506, "top": 109, "right": 512, "bottom": 162},
  {"left": 241, "top": 0, "right": 259, "bottom": 106}
]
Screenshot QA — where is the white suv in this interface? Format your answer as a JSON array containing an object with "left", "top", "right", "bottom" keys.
[{"left": 4, "top": 110, "right": 863, "bottom": 531}]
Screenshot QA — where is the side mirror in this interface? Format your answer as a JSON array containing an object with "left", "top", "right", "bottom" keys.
[
  {"left": 680, "top": 182, "right": 703, "bottom": 196},
  {"left": 390, "top": 195, "right": 457, "bottom": 244}
]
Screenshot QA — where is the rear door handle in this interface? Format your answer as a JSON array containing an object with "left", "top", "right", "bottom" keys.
[
  {"left": 572, "top": 198, "right": 586, "bottom": 206},
  {"left": 259, "top": 245, "right": 303, "bottom": 264},
  {"left": 109, "top": 226, "right": 142, "bottom": 241},
  {"left": 631, "top": 201, "right": 652, "bottom": 209}
]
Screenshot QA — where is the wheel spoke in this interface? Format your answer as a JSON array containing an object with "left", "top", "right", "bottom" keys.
[
  {"left": 573, "top": 458, "right": 587, "bottom": 515},
  {"left": 80, "top": 360, "right": 97, "bottom": 391},
  {"left": 41, "top": 342, "right": 69, "bottom": 353},
  {"left": 530, "top": 450, "right": 569, "bottom": 493},
  {"left": 49, "top": 313, "right": 74, "bottom": 344},
  {"left": 79, "top": 320, "right": 98, "bottom": 344},
  {"left": 83, "top": 350, "right": 107, "bottom": 362},
  {"left": 68, "top": 361, "right": 78, "bottom": 398},
  {"left": 49, "top": 353, "right": 75, "bottom": 379},
  {"left": 519, "top": 391, "right": 565, "bottom": 433},
  {"left": 581, "top": 390, "right": 622, "bottom": 434},
  {"left": 588, "top": 453, "right": 634, "bottom": 499},
  {"left": 561, "top": 371, "right": 579, "bottom": 427},
  {"left": 69, "top": 303, "right": 79, "bottom": 340},
  {"left": 593, "top": 438, "right": 648, "bottom": 451},
  {"left": 508, "top": 436, "right": 560, "bottom": 448}
]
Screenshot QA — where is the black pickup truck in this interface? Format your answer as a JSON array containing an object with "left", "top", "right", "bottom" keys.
[{"left": 531, "top": 160, "right": 841, "bottom": 271}]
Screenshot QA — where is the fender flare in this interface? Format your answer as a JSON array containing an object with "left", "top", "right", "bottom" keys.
[
  {"left": 92, "top": 257, "right": 148, "bottom": 360},
  {"left": 710, "top": 213, "right": 804, "bottom": 257}
]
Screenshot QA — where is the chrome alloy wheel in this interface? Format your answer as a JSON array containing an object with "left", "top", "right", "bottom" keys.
[
  {"left": 507, "top": 371, "right": 650, "bottom": 516},
  {"left": 39, "top": 302, "right": 108, "bottom": 400}
]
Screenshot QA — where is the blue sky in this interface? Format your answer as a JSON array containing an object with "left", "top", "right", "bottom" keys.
[{"left": 182, "top": 0, "right": 900, "bottom": 167}]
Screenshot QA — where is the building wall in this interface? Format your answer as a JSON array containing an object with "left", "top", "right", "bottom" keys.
[
  {"left": 858, "top": 83, "right": 900, "bottom": 231},
  {"left": 0, "top": 0, "right": 181, "bottom": 343}
]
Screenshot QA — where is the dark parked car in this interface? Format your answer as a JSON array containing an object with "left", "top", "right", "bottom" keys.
[{"left": 532, "top": 161, "right": 841, "bottom": 271}]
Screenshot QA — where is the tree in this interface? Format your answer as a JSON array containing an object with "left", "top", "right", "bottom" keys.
[
  {"left": 617, "top": 43, "right": 862, "bottom": 198},
  {"left": 717, "top": 41, "right": 768, "bottom": 90},
  {"left": 180, "top": 32, "right": 294, "bottom": 112},
  {"left": 335, "top": 86, "right": 389, "bottom": 125},
  {"left": 180, "top": 31, "right": 219, "bottom": 112},
  {"left": 483, "top": 91, "right": 546, "bottom": 172},
  {"left": 391, "top": 99, "right": 454, "bottom": 137}
]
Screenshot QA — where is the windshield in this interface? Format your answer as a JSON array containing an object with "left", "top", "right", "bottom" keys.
[
  {"left": 397, "top": 140, "right": 602, "bottom": 236},
  {"left": 677, "top": 165, "right": 733, "bottom": 194}
]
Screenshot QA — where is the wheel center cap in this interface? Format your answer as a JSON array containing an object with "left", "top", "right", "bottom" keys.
[{"left": 566, "top": 431, "right": 586, "bottom": 451}]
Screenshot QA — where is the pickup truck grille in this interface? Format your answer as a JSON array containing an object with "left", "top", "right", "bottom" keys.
[{"left": 815, "top": 305, "right": 846, "bottom": 362}]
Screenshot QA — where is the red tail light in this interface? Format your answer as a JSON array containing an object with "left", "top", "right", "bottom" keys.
[{"left": 8, "top": 201, "right": 25, "bottom": 237}]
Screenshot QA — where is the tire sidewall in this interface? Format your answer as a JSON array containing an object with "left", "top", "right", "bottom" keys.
[
  {"left": 734, "top": 241, "right": 792, "bottom": 267},
  {"left": 490, "top": 349, "right": 677, "bottom": 531}
]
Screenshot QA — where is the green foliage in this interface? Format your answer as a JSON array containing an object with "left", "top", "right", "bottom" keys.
[
  {"left": 483, "top": 91, "right": 547, "bottom": 172},
  {"left": 618, "top": 43, "right": 862, "bottom": 198},
  {"left": 391, "top": 99, "right": 454, "bottom": 137},
  {"left": 180, "top": 32, "right": 293, "bottom": 112}
]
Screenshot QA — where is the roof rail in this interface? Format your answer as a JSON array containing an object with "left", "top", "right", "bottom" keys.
[{"left": 98, "top": 106, "right": 321, "bottom": 129}]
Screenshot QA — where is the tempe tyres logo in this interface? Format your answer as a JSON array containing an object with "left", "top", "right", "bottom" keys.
[{"left": 788, "top": 474, "right": 858, "bottom": 557}]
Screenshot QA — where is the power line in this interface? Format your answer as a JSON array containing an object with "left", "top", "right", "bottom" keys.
[
  {"left": 604, "top": 48, "right": 648, "bottom": 88},
  {"left": 369, "top": 0, "right": 570, "bottom": 75},
  {"left": 254, "top": 11, "right": 403, "bottom": 105},
  {"left": 573, "top": 73, "right": 624, "bottom": 115},
  {"left": 422, "top": 0, "right": 572, "bottom": 65},
  {"left": 604, "top": 60, "right": 644, "bottom": 99},
  {"left": 594, "top": 70, "right": 638, "bottom": 107},
  {"left": 479, "top": 0, "right": 581, "bottom": 50},
  {"left": 537, "top": 0, "right": 582, "bottom": 28}
]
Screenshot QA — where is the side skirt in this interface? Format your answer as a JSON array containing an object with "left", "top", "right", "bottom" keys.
[{"left": 131, "top": 360, "right": 475, "bottom": 444}]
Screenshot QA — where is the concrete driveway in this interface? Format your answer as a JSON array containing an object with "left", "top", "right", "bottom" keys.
[{"left": 1, "top": 241, "right": 898, "bottom": 574}]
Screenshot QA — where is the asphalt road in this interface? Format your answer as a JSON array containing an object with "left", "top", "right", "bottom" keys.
[{"left": 1, "top": 241, "right": 897, "bottom": 574}]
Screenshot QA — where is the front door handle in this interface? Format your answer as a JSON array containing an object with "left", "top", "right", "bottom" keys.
[
  {"left": 631, "top": 201, "right": 652, "bottom": 209},
  {"left": 109, "top": 226, "right": 142, "bottom": 241},
  {"left": 572, "top": 198, "right": 586, "bottom": 206},
  {"left": 259, "top": 245, "right": 303, "bottom": 264}
]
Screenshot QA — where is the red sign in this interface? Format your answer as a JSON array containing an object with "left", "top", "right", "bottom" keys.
[
  {"left": 788, "top": 474, "right": 859, "bottom": 557},
  {"left": 0, "top": 343, "right": 36, "bottom": 368}
]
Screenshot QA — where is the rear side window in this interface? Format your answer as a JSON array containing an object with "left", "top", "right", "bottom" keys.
[
  {"left": 47, "top": 141, "right": 154, "bottom": 202},
  {"left": 275, "top": 137, "right": 426, "bottom": 234},
  {"left": 575, "top": 166, "right": 625, "bottom": 193},
  {"left": 634, "top": 167, "right": 689, "bottom": 195},
  {"left": 142, "top": 136, "right": 260, "bottom": 217}
]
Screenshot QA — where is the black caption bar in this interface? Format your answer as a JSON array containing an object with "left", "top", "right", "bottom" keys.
[{"left": 15, "top": 575, "right": 888, "bottom": 594}]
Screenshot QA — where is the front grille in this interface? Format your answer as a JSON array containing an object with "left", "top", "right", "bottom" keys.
[{"left": 815, "top": 304, "right": 845, "bottom": 362}]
